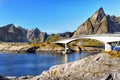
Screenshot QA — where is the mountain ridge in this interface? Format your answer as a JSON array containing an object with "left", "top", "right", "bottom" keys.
[
  {"left": 0, "top": 24, "right": 73, "bottom": 42},
  {"left": 0, "top": 7, "right": 120, "bottom": 42}
]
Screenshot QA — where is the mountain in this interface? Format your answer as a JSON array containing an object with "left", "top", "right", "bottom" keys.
[
  {"left": 72, "top": 7, "right": 120, "bottom": 37},
  {"left": 0, "top": 24, "right": 49, "bottom": 42},
  {"left": 39, "top": 32, "right": 49, "bottom": 42},
  {"left": 27, "top": 28, "right": 41, "bottom": 42},
  {"left": 0, "top": 24, "right": 72, "bottom": 42},
  {"left": 0, "top": 24, "right": 28, "bottom": 42},
  {"left": 1, "top": 7, "right": 120, "bottom": 42}
]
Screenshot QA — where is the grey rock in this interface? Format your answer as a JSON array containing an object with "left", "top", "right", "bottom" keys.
[
  {"left": 39, "top": 32, "right": 48, "bottom": 42},
  {"left": 27, "top": 28, "right": 41, "bottom": 42}
]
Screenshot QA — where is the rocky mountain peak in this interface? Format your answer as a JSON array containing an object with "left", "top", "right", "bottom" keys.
[
  {"left": 72, "top": 7, "right": 120, "bottom": 37},
  {"left": 5, "top": 24, "right": 14, "bottom": 29},
  {"left": 90, "top": 7, "right": 106, "bottom": 23},
  {"left": 5, "top": 24, "right": 16, "bottom": 33},
  {"left": 34, "top": 28, "right": 40, "bottom": 32}
]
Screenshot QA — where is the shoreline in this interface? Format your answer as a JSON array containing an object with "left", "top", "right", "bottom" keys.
[
  {"left": 0, "top": 42, "right": 104, "bottom": 54},
  {"left": 1, "top": 52, "right": 120, "bottom": 80}
]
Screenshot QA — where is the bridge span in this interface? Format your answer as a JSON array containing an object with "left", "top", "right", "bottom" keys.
[{"left": 54, "top": 34, "right": 120, "bottom": 53}]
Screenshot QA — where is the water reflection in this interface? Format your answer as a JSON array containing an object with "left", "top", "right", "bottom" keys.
[
  {"left": 62, "top": 52, "right": 98, "bottom": 64},
  {"left": 64, "top": 54, "right": 68, "bottom": 63}
]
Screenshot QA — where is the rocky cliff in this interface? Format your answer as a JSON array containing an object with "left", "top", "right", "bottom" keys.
[{"left": 73, "top": 7, "right": 120, "bottom": 37}]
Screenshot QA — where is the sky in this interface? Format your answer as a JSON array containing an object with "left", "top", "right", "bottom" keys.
[{"left": 0, "top": 0, "right": 120, "bottom": 33}]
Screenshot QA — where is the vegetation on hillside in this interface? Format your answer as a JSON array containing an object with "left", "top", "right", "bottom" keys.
[
  {"left": 31, "top": 42, "right": 63, "bottom": 49},
  {"left": 46, "top": 34, "right": 65, "bottom": 42},
  {"left": 68, "top": 39, "right": 104, "bottom": 47}
]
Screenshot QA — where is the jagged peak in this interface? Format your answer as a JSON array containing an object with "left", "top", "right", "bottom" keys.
[
  {"left": 34, "top": 27, "right": 41, "bottom": 32},
  {"left": 4, "top": 24, "right": 15, "bottom": 29},
  {"left": 29, "top": 27, "right": 41, "bottom": 36},
  {"left": 95, "top": 7, "right": 105, "bottom": 15},
  {"left": 6, "top": 23, "right": 15, "bottom": 27},
  {"left": 90, "top": 7, "right": 106, "bottom": 23},
  {"left": 98, "top": 7, "right": 104, "bottom": 12},
  {"left": 5, "top": 24, "right": 17, "bottom": 33}
]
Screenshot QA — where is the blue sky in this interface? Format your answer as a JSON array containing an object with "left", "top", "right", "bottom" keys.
[{"left": 0, "top": 0, "right": 120, "bottom": 33}]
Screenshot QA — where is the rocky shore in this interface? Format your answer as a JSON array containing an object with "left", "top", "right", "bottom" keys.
[
  {"left": 0, "top": 43, "right": 64, "bottom": 53},
  {"left": 0, "top": 43, "right": 103, "bottom": 54},
  {"left": 31, "top": 53, "right": 120, "bottom": 80},
  {"left": 1, "top": 52, "right": 120, "bottom": 80}
]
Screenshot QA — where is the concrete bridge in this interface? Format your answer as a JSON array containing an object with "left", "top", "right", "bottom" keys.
[{"left": 54, "top": 34, "right": 120, "bottom": 53}]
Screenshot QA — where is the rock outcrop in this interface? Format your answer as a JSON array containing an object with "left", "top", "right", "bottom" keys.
[
  {"left": 73, "top": 7, "right": 120, "bottom": 37},
  {"left": 31, "top": 53, "right": 120, "bottom": 80}
]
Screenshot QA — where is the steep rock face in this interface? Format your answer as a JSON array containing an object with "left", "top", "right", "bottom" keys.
[
  {"left": 39, "top": 32, "right": 49, "bottom": 42},
  {"left": 73, "top": 7, "right": 120, "bottom": 37},
  {"left": 27, "top": 28, "right": 41, "bottom": 42},
  {"left": 17, "top": 26, "right": 27, "bottom": 36},
  {"left": 90, "top": 7, "right": 106, "bottom": 23},
  {"left": 0, "top": 24, "right": 28, "bottom": 42},
  {"left": 27, "top": 28, "right": 49, "bottom": 42}
]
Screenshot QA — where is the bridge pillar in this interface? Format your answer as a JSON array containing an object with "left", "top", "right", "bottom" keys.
[
  {"left": 104, "top": 42, "right": 112, "bottom": 52},
  {"left": 65, "top": 43, "right": 68, "bottom": 53},
  {"left": 62, "top": 43, "right": 68, "bottom": 54}
]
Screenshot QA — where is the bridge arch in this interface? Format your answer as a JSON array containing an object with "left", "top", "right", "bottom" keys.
[{"left": 54, "top": 34, "right": 120, "bottom": 53}]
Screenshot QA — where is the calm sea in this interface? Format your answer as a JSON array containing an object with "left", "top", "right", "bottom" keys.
[{"left": 0, "top": 52, "right": 97, "bottom": 77}]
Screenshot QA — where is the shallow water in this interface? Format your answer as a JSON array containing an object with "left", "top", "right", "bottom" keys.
[{"left": 0, "top": 52, "right": 98, "bottom": 76}]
